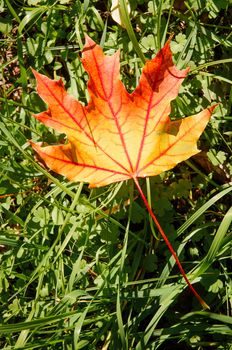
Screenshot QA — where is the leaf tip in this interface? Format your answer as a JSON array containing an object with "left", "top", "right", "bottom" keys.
[
  {"left": 28, "top": 140, "right": 42, "bottom": 151},
  {"left": 31, "top": 67, "right": 40, "bottom": 80},
  {"left": 208, "top": 103, "right": 219, "bottom": 114},
  {"left": 83, "top": 34, "right": 97, "bottom": 52}
]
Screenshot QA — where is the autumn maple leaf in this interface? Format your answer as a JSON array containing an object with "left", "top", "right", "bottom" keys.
[{"left": 30, "top": 35, "right": 216, "bottom": 308}]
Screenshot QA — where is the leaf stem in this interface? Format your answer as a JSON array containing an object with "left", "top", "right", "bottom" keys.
[{"left": 133, "top": 177, "right": 209, "bottom": 309}]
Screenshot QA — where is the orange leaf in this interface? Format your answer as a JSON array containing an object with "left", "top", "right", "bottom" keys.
[
  {"left": 31, "top": 35, "right": 215, "bottom": 188},
  {"left": 30, "top": 35, "right": 216, "bottom": 308}
]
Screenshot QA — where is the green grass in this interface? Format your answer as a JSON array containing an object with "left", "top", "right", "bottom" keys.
[{"left": 1, "top": 0, "right": 232, "bottom": 349}]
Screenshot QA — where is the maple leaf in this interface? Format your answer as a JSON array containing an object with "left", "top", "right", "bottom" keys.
[{"left": 30, "top": 35, "right": 216, "bottom": 308}]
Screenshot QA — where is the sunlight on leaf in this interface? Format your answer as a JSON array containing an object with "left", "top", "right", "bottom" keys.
[
  {"left": 111, "top": 0, "right": 131, "bottom": 28},
  {"left": 31, "top": 35, "right": 215, "bottom": 188},
  {"left": 30, "top": 35, "right": 216, "bottom": 308}
]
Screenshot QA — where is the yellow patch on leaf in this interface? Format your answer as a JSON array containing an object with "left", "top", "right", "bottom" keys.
[{"left": 31, "top": 35, "right": 215, "bottom": 188}]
